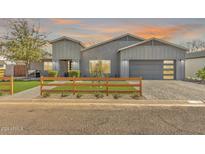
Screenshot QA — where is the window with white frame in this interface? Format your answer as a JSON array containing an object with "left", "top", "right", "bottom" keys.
[
  {"left": 44, "top": 62, "right": 53, "bottom": 71},
  {"left": 89, "top": 60, "right": 111, "bottom": 74}
]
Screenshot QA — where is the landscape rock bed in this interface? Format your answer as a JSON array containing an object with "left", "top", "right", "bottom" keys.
[{"left": 37, "top": 93, "right": 146, "bottom": 100}]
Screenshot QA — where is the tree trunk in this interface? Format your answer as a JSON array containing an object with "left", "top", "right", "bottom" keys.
[{"left": 25, "top": 63, "right": 30, "bottom": 79}]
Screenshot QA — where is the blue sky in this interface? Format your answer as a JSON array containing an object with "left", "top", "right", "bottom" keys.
[{"left": 1, "top": 18, "right": 205, "bottom": 47}]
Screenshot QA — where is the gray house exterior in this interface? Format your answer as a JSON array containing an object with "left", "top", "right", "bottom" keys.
[
  {"left": 80, "top": 34, "right": 144, "bottom": 77},
  {"left": 38, "top": 33, "right": 187, "bottom": 80},
  {"left": 50, "top": 36, "right": 84, "bottom": 76},
  {"left": 185, "top": 51, "right": 205, "bottom": 78}
]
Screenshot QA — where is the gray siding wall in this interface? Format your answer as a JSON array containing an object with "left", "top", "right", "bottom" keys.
[
  {"left": 81, "top": 36, "right": 141, "bottom": 77},
  {"left": 120, "top": 45, "right": 185, "bottom": 60},
  {"left": 185, "top": 57, "right": 205, "bottom": 78},
  {"left": 52, "top": 40, "right": 82, "bottom": 60}
]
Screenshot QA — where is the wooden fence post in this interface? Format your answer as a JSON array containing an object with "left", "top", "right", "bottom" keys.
[
  {"left": 73, "top": 77, "right": 75, "bottom": 95},
  {"left": 40, "top": 76, "right": 43, "bottom": 96},
  {"left": 139, "top": 78, "right": 142, "bottom": 96},
  {"left": 106, "top": 77, "right": 109, "bottom": 96},
  {"left": 10, "top": 76, "right": 14, "bottom": 95}
]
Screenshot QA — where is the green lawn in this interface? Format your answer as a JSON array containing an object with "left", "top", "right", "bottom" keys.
[
  {"left": 13, "top": 80, "right": 41, "bottom": 93},
  {"left": 0, "top": 80, "right": 48, "bottom": 95},
  {"left": 52, "top": 81, "right": 137, "bottom": 94}
]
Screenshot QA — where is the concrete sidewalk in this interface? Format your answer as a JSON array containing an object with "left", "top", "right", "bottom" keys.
[{"left": 0, "top": 99, "right": 204, "bottom": 107}]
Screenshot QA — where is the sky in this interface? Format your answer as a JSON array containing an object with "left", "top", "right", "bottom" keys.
[{"left": 1, "top": 18, "right": 205, "bottom": 47}]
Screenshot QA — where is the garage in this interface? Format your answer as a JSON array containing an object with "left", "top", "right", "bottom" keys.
[
  {"left": 119, "top": 38, "right": 187, "bottom": 80},
  {"left": 129, "top": 60, "right": 163, "bottom": 79}
]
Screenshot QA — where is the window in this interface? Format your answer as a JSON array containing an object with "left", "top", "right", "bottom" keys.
[
  {"left": 68, "top": 61, "right": 72, "bottom": 71},
  {"left": 163, "top": 65, "right": 174, "bottom": 69},
  {"left": 164, "top": 60, "right": 174, "bottom": 64},
  {"left": 163, "top": 70, "right": 174, "bottom": 75},
  {"left": 44, "top": 62, "right": 53, "bottom": 71},
  {"left": 163, "top": 76, "right": 174, "bottom": 79},
  {"left": 0, "top": 63, "right": 5, "bottom": 69},
  {"left": 163, "top": 60, "right": 175, "bottom": 80},
  {"left": 89, "top": 60, "right": 111, "bottom": 74}
]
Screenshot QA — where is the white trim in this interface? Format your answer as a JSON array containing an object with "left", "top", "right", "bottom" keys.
[
  {"left": 118, "top": 38, "right": 188, "bottom": 51},
  {"left": 82, "top": 33, "right": 145, "bottom": 51},
  {"left": 50, "top": 36, "right": 85, "bottom": 47}
]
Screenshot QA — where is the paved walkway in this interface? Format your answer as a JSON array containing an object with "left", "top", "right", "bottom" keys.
[{"left": 0, "top": 81, "right": 66, "bottom": 100}]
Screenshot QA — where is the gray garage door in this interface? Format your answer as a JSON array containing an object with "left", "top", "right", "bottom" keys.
[{"left": 129, "top": 60, "right": 163, "bottom": 80}]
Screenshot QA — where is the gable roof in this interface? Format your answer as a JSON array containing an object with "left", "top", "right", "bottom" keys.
[
  {"left": 82, "top": 33, "right": 145, "bottom": 51},
  {"left": 118, "top": 38, "right": 188, "bottom": 52},
  {"left": 50, "top": 36, "right": 85, "bottom": 48}
]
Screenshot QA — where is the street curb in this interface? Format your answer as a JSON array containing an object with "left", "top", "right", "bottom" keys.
[{"left": 0, "top": 99, "right": 204, "bottom": 107}]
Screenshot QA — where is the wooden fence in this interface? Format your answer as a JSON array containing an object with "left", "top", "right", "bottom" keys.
[
  {"left": 40, "top": 77, "right": 142, "bottom": 96},
  {"left": 0, "top": 76, "right": 14, "bottom": 95}
]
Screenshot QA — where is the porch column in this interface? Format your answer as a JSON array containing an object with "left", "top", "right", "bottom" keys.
[
  {"left": 176, "top": 59, "right": 185, "bottom": 80},
  {"left": 120, "top": 60, "right": 129, "bottom": 77},
  {"left": 52, "top": 60, "right": 60, "bottom": 71},
  {"left": 72, "top": 59, "right": 80, "bottom": 70}
]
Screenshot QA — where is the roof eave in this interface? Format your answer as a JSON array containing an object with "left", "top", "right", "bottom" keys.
[
  {"left": 82, "top": 33, "right": 145, "bottom": 51},
  {"left": 118, "top": 38, "right": 188, "bottom": 52}
]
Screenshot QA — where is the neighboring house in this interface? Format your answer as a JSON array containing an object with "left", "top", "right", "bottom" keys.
[
  {"left": 185, "top": 51, "right": 205, "bottom": 78},
  {"left": 0, "top": 56, "right": 15, "bottom": 77}
]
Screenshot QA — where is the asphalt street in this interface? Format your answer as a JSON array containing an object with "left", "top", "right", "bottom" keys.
[{"left": 0, "top": 102, "right": 204, "bottom": 135}]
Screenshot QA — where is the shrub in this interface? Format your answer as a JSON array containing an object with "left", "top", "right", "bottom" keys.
[
  {"left": 94, "top": 93, "right": 104, "bottom": 99},
  {"left": 76, "top": 93, "right": 83, "bottom": 98},
  {"left": 196, "top": 67, "right": 205, "bottom": 80},
  {"left": 48, "top": 70, "right": 58, "bottom": 77},
  {"left": 61, "top": 93, "right": 69, "bottom": 97},
  {"left": 69, "top": 70, "right": 80, "bottom": 77},
  {"left": 0, "top": 93, "right": 2, "bottom": 96},
  {"left": 42, "top": 92, "right": 50, "bottom": 98},
  {"left": 130, "top": 93, "right": 140, "bottom": 99},
  {"left": 112, "top": 93, "right": 121, "bottom": 99}
]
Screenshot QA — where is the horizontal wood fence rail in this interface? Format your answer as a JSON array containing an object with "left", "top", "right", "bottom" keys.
[
  {"left": 0, "top": 76, "right": 14, "bottom": 95},
  {"left": 40, "top": 77, "right": 142, "bottom": 96}
]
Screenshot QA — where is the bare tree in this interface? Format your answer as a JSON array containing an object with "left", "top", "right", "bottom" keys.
[{"left": 183, "top": 40, "right": 205, "bottom": 52}]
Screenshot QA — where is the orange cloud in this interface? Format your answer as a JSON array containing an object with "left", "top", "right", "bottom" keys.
[
  {"left": 52, "top": 19, "right": 81, "bottom": 25},
  {"left": 78, "top": 23, "right": 191, "bottom": 41},
  {"left": 130, "top": 25, "right": 191, "bottom": 40}
]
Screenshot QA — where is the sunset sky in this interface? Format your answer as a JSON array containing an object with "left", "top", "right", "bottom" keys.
[{"left": 1, "top": 18, "right": 205, "bottom": 47}]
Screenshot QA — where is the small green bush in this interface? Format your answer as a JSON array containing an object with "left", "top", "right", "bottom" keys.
[
  {"left": 61, "top": 93, "right": 69, "bottom": 97},
  {"left": 42, "top": 92, "right": 50, "bottom": 98},
  {"left": 69, "top": 70, "right": 80, "bottom": 77},
  {"left": 48, "top": 70, "right": 58, "bottom": 77},
  {"left": 76, "top": 93, "right": 83, "bottom": 99},
  {"left": 112, "top": 93, "right": 121, "bottom": 99},
  {"left": 196, "top": 67, "right": 205, "bottom": 80},
  {"left": 130, "top": 93, "right": 140, "bottom": 99},
  {"left": 94, "top": 93, "right": 104, "bottom": 99},
  {"left": 0, "top": 93, "right": 2, "bottom": 96}
]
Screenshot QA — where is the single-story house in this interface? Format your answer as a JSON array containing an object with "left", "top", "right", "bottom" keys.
[
  {"left": 185, "top": 50, "right": 205, "bottom": 78},
  {"left": 2, "top": 33, "right": 188, "bottom": 80},
  {"left": 48, "top": 33, "right": 187, "bottom": 80}
]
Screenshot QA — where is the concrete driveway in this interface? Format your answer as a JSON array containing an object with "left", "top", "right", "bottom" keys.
[{"left": 142, "top": 80, "right": 205, "bottom": 100}]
